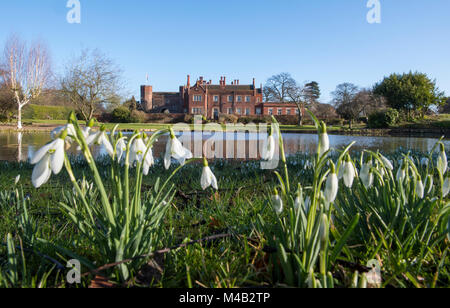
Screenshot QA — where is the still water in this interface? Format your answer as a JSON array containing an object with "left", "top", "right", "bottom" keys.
[{"left": 0, "top": 131, "right": 449, "bottom": 162}]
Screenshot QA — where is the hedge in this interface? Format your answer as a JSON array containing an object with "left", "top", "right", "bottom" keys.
[{"left": 23, "top": 104, "right": 73, "bottom": 121}]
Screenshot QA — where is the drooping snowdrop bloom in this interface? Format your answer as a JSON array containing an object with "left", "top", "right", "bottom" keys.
[
  {"left": 437, "top": 144, "right": 447, "bottom": 175},
  {"left": 262, "top": 127, "right": 276, "bottom": 161},
  {"left": 416, "top": 178, "right": 425, "bottom": 199},
  {"left": 271, "top": 189, "right": 283, "bottom": 215},
  {"left": 342, "top": 157, "right": 357, "bottom": 188},
  {"left": 129, "top": 135, "right": 154, "bottom": 175},
  {"left": 318, "top": 122, "right": 330, "bottom": 157},
  {"left": 164, "top": 129, "right": 193, "bottom": 170},
  {"left": 324, "top": 163, "right": 339, "bottom": 204},
  {"left": 15, "top": 175, "right": 21, "bottom": 185},
  {"left": 379, "top": 154, "right": 394, "bottom": 171},
  {"left": 360, "top": 159, "right": 374, "bottom": 189},
  {"left": 201, "top": 158, "right": 218, "bottom": 191},
  {"left": 396, "top": 163, "right": 407, "bottom": 183},
  {"left": 51, "top": 124, "right": 76, "bottom": 141},
  {"left": 443, "top": 176, "right": 450, "bottom": 198},
  {"left": 86, "top": 126, "right": 114, "bottom": 157},
  {"left": 81, "top": 119, "right": 96, "bottom": 139},
  {"left": 129, "top": 136, "right": 147, "bottom": 165},
  {"left": 116, "top": 136, "right": 127, "bottom": 162},
  {"left": 425, "top": 174, "right": 434, "bottom": 194},
  {"left": 31, "top": 131, "right": 67, "bottom": 188}
]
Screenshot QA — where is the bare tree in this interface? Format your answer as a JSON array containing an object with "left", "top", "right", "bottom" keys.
[
  {"left": 0, "top": 35, "right": 51, "bottom": 129},
  {"left": 354, "top": 89, "right": 387, "bottom": 119},
  {"left": 332, "top": 83, "right": 360, "bottom": 129},
  {"left": 264, "top": 73, "right": 308, "bottom": 126},
  {"left": 60, "top": 49, "right": 123, "bottom": 122}
]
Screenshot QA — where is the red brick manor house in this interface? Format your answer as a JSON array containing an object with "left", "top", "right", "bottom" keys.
[{"left": 140, "top": 75, "right": 299, "bottom": 120}]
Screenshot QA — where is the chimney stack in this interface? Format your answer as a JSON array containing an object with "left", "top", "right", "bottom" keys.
[
  {"left": 187, "top": 75, "right": 190, "bottom": 87},
  {"left": 223, "top": 77, "right": 226, "bottom": 85}
]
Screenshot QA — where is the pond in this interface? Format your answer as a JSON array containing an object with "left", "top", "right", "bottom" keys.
[{"left": 0, "top": 131, "right": 449, "bottom": 162}]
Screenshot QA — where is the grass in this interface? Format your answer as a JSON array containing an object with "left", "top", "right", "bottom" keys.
[{"left": 0, "top": 149, "right": 449, "bottom": 288}]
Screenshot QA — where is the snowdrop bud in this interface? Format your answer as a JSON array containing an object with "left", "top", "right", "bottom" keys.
[
  {"left": 324, "top": 162, "right": 339, "bottom": 204},
  {"left": 15, "top": 175, "right": 20, "bottom": 185},
  {"left": 271, "top": 188, "right": 283, "bottom": 215},
  {"left": 416, "top": 178, "right": 425, "bottom": 199},
  {"left": 318, "top": 122, "right": 330, "bottom": 157},
  {"left": 438, "top": 144, "right": 448, "bottom": 175},
  {"left": 319, "top": 214, "right": 329, "bottom": 245},
  {"left": 87, "top": 118, "right": 96, "bottom": 128},
  {"left": 294, "top": 184, "right": 303, "bottom": 210}
]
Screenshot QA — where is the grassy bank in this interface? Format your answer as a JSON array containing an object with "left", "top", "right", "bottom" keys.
[{"left": 0, "top": 149, "right": 449, "bottom": 288}]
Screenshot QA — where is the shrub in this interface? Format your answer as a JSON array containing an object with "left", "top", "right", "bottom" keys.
[
  {"left": 368, "top": 108, "right": 400, "bottom": 128},
  {"left": 130, "top": 110, "right": 147, "bottom": 123},
  {"left": 111, "top": 106, "right": 132, "bottom": 123}
]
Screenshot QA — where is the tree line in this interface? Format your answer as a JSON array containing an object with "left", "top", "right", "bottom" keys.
[{"left": 264, "top": 72, "right": 447, "bottom": 128}]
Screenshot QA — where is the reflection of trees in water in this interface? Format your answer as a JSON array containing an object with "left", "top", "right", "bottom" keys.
[{"left": 0, "top": 132, "right": 449, "bottom": 162}]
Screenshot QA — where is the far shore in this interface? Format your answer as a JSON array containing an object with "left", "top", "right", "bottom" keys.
[{"left": 1, "top": 122, "right": 449, "bottom": 139}]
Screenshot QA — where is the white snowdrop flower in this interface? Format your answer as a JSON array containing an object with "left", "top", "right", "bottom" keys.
[
  {"left": 31, "top": 131, "right": 67, "bottom": 188},
  {"left": 86, "top": 126, "right": 114, "bottom": 158},
  {"left": 164, "top": 129, "right": 193, "bottom": 170},
  {"left": 116, "top": 137, "right": 127, "bottom": 162},
  {"left": 129, "top": 136, "right": 147, "bottom": 165},
  {"left": 343, "top": 158, "right": 357, "bottom": 188},
  {"left": 416, "top": 179, "right": 425, "bottom": 199},
  {"left": 51, "top": 124, "right": 76, "bottom": 140},
  {"left": 271, "top": 189, "right": 283, "bottom": 215},
  {"left": 318, "top": 122, "right": 330, "bottom": 157},
  {"left": 201, "top": 158, "right": 218, "bottom": 190},
  {"left": 380, "top": 154, "right": 394, "bottom": 171},
  {"left": 437, "top": 144, "right": 447, "bottom": 175},
  {"left": 360, "top": 160, "right": 374, "bottom": 189},
  {"left": 15, "top": 175, "right": 21, "bottom": 185},
  {"left": 324, "top": 163, "right": 339, "bottom": 204},
  {"left": 396, "top": 164, "right": 407, "bottom": 183},
  {"left": 262, "top": 130, "right": 276, "bottom": 161}
]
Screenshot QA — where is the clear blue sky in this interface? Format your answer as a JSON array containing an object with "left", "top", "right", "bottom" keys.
[{"left": 1, "top": 0, "right": 449, "bottom": 103}]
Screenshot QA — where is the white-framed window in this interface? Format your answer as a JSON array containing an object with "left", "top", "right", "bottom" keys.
[
  {"left": 192, "top": 108, "right": 203, "bottom": 114},
  {"left": 245, "top": 96, "right": 251, "bottom": 103},
  {"left": 256, "top": 108, "right": 262, "bottom": 115},
  {"left": 287, "top": 109, "right": 291, "bottom": 115},
  {"left": 245, "top": 108, "right": 250, "bottom": 115},
  {"left": 278, "top": 109, "right": 283, "bottom": 115},
  {"left": 193, "top": 95, "right": 202, "bottom": 102},
  {"left": 228, "top": 108, "right": 233, "bottom": 114},
  {"left": 295, "top": 109, "right": 300, "bottom": 115},
  {"left": 236, "top": 108, "right": 242, "bottom": 115},
  {"left": 268, "top": 109, "right": 273, "bottom": 115},
  {"left": 237, "top": 96, "right": 242, "bottom": 102},
  {"left": 213, "top": 95, "right": 219, "bottom": 102},
  {"left": 228, "top": 95, "right": 233, "bottom": 102}
]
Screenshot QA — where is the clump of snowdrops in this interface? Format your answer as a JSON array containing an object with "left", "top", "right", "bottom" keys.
[
  {"left": 258, "top": 111, "right": 450, "bottom": 288},
  {"left": 29, "top": 113, "right": 218, "bottom": 281}
]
